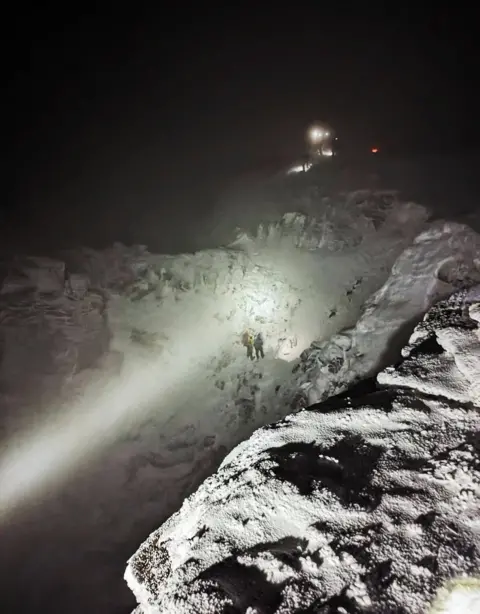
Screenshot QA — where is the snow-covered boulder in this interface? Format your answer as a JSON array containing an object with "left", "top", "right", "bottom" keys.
[{"left": 125, "top": 288, "right": 480, "bottom": 614}]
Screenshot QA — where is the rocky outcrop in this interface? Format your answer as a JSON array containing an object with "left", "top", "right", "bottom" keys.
[
  {"left": 125, "top": 289, "right": 480, "bottom": 614},
  {"left": 228, "top": 191, "right": 428, "bottom": 252},
  {"left": 289, "top": 221, "right": 480, "bottom": 408},
  {"left": 0, "top": 256, "right": 109, "bottom": 402}
]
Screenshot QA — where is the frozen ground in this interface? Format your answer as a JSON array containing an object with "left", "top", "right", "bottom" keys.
[
  {"left": 0, "top": 190, "right": 479, "bottom": 613},
  {"left": 126, "top": 290, "right": 480, "bottom": 614}
]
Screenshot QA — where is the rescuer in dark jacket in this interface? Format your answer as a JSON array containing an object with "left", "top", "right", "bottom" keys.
[{"left": 254, "top": 332, "right": 265, "bottom": 360}]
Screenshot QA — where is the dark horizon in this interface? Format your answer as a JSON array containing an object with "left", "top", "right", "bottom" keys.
[{"left": 7, "top": 6, "right": 480, "bottom": 252}]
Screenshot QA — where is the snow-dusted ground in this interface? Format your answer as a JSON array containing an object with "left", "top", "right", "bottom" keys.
[
  {"left": 0, "top": 190, "right": 479, "bottom": 613},
  {"left": 126, "top": 289, "right": 480, "bottom": 614}
]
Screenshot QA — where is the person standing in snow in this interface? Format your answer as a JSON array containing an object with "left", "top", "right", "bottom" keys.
[
  {"left": 242, "top": 330, "right": 255, "bottom": 360},
  {"left": 254, "top": 332, "right": 264, "bottom": 360}
]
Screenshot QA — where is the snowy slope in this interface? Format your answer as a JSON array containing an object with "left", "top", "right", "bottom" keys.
[
  {"left": 0, "top": 191, "right": 479, "bottom": 613},
  {"left": 0, "top": 192, "right": 432, "bottom": 513},
  {"left": 125, "top": 289, "right": 480, "bottom": 614}
]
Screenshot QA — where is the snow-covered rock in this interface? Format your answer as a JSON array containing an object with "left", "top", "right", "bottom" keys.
[
  {"left": 0, "top": 256, "right": 65, "bottom": 295},
  {"left": 227, "top": 192, "right": 428, "bottom": 253},
  {"left": 125, "top": 289, "right": 480, "bottom": 614},
  {"left": 0, "top": 256, "right": 109, "bottom": 401},
  {"left": 290, "top": 221, "right": 480, "bottom": 408}
]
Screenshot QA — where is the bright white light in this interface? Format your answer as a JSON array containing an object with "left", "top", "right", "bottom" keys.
[
  {"left": 309, "top": 127, "right": 324, "bottom": 144},
  {"left": 431, "top": 577, "right": 480, "bottom": 614},
  {"left": 247, "top": 294, "right": 276, "bottom": 319},
  {"left": 308, "top": 123, "right": 333, "bottom": 146}
]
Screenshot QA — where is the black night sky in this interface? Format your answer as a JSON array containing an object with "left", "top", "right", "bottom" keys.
[{"left": 7, "top": 6, "right": 480, "bottom": 252}]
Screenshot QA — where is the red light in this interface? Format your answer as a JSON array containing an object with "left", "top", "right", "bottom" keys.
[{"left": 371, "top": 147, "right": 379, "bottom": 153}]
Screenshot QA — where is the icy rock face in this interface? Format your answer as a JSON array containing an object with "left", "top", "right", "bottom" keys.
[
  {"left": 125, "top": 289, "right": 480, "bottom": 614},
  {"left": 290, "top": 220, "right": 480, "bottom": 408},
  {"left": 0, "top": 256, "right": 109, "bottom": 400},
  {"left": 380, "top": 287, "right": 480, "bottom": 405}
]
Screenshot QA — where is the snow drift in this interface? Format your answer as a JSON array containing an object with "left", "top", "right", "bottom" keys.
[{"left": 125, "top": 288, "right": 480, "bottom": 614}]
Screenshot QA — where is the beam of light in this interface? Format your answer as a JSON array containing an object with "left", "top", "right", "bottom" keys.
[
  {"left": 0, "top": 304, "right": 231, "bottom": 521},
  {"left": 0, "top": 277, "right": 291, "bottom": 521}
]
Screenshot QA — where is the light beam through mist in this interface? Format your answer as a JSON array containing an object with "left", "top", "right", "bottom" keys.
[{"left": 0, "top": 309, "right": 229, "bottom": 520}]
